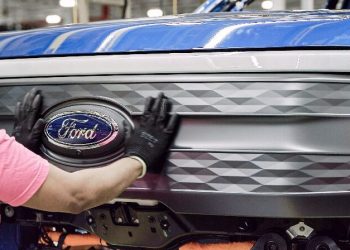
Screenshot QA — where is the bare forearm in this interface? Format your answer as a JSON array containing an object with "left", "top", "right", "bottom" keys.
[
  {"left": 70, "top": 157, "right": 142, "bottom": 210},
  {"left": 24, "top": 157, "right": 142, "bottom": 213}
]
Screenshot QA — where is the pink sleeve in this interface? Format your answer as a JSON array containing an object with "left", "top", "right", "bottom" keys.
[{"left": 0, "top": 129, "right": 49, "bottom": 206}]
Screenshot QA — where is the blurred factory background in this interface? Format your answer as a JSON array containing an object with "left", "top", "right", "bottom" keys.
[{"left": 0, "top": 0, "right": 330, "bottom": 31}]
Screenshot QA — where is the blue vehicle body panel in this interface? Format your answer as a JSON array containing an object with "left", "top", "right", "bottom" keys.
[{"left": 0, "top": 11, "right": 350, "bottom": 58}]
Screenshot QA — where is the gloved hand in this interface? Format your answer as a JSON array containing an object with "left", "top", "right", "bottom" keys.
[
  {"left": 125, "top": 92, "right": 179, "bottom": 175},
  {"left": 12, "top": 88, "right": 45, "bottom": 153}
]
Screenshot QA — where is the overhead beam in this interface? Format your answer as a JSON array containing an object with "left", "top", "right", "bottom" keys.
[
  {"left": 125, "top": 0, "right": 131, "bottom": 18},
  {"left": 173, "top": 0, "right": 178, "bottom": 15},
  {"left": 272, "top": 0, "right": 286, "bottom": 10},
  {"left": 0, "top": 0, "right": 3, "bottom": 19},
  {"left": 301, "top": 0, "right": 314, "bottom": 10},
  {"left": 77, "top": 0, "right": 89, "bottom": 23}
]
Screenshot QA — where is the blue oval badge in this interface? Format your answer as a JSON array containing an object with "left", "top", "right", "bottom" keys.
[{"left": 45, "top": 112, "right": 118, "bottom": 148}]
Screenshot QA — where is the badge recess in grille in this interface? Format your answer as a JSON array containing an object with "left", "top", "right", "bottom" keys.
[{"left": 41, "top": 97, "right": 133, "bottom": 168}]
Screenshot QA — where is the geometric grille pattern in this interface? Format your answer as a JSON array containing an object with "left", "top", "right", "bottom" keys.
[
  {"left": 1, "top": 81, "right": 350, "bottom": 115},
  {"left": 2, "top": 80, "right": 350, "bottom": 194},
  {"left": 162, "top": 152, "right": 350, "bottom": 193}
]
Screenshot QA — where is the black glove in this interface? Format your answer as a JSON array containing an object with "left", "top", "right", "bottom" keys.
[
  {"left": 12, "top": 88, "right": 45, "bottom": 153},
  {"left": 125, "top": 93, "right": 179, "bottom": 173}
]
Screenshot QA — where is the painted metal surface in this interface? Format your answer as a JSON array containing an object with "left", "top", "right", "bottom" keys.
[
  {"left": 0, "top": 11, "right": 350, "bottom": 58},
  {"left": 1, "top": 51, "right": 350, "bottom": 79}
]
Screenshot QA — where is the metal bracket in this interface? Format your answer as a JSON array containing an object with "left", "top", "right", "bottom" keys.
[{"left": 287, "top": 221, "right": 314, "bottom": 239}]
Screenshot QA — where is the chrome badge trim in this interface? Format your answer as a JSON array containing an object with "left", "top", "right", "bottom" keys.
[{"left": 45, "top": 111, "right": 119, "bottom": 149}]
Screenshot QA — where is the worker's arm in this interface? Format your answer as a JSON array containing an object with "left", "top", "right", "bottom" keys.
[
  {"left": 8, "top": 90, "right": 177, "bottom": 214},
  {"left": 24, "top": 157, "right": 142, "bottom": 214}
]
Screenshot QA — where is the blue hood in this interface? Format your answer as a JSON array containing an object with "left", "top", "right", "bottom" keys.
[{"left": 0, "top": 11, "right": 350, "bottom": 58}]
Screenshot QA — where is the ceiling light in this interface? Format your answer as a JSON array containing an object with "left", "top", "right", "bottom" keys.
[
  {"left": 147, "top": 8, "right": 164, "bottom": 18},
  {"left": 261, "top": 0, "right": 273, "bottom": 10},
  {"left": 59, "top": 0, "right": 76, "bottom": 8},
  {"left": 46, "top": 15, "right": 62, "bottom": 24}
]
